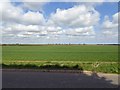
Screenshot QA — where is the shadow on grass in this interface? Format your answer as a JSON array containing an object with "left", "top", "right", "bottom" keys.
[{"left": 2, "top": 63, "right": 83, "bottom": 71}]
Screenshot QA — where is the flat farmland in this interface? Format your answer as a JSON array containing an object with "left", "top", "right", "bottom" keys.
[{"left": 2, "top": 45, "right": 119, "bottom": 73}]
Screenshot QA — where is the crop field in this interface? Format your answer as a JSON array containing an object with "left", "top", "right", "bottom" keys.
[{"left": 2, "top": 45, "right": 119, "bottom": 73}]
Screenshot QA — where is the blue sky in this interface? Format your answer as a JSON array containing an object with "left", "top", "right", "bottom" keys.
[
  {"left": 95, "top": 2, "right": 118, "bottom": 22},
  {"left": 1, "top": 1, "right": 119, "bottom": 44},
  {"left": 43, "top": 2, "right": 76, "bottom": 18},
  {"left": 43, "top": 2, "right": 118, "bottom": 19}
]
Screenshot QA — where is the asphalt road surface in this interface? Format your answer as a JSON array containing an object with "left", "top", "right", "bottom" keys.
[{"left": 2, "top": 70, "right": 119, "bottom": 88}]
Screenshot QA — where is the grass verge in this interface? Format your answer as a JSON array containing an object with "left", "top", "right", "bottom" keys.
[{"left": 2, "top": 61, "right": 119, "bottom": 74}]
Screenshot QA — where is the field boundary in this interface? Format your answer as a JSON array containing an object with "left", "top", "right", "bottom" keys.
[
  {"left": 2, "top": 61, "right": 119, "bottom": 74},
  {"left": 5, "top": 61, "right": 118, "bottom": 63}
]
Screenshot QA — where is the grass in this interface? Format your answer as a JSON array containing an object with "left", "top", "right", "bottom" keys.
[
  {"left": 2, "top": 45, "right": 119, "bottom": 73},
  {"left": 2, "top": 61, "right": 119, "bottom": 74},
  {"left": 2, "top": 63, "right": 82, "bottom": 70},
  {"left": 2, "top": 45, "right": 118, "bottom": 62}
]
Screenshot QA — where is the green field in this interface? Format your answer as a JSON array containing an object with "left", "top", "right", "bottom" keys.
[{"left": 2, "top": 45, "right": 119, "bottom": 73}]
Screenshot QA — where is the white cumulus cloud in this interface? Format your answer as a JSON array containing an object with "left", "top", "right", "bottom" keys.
[
  {"left": 1, "top": 0, "right": 118, "bottom": 44},
  {"left": 49, "top": 5, "right": 100, "bottom": 28},
  {"left": 102, "top": 12, "right": 119, "bottom": 37},
  {"left": 0, "top": 1, "right": 45, "bottom": 25},
  {"left": 22, "top": 11, "right": 45, "bottom": 25},
  {"left": 20, "top": 0, "right": 50, "bottom": 11}
]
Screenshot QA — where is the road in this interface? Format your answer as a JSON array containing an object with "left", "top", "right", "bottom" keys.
[{"left": 2, "top": 70, "right": 119, "bottom": 88}]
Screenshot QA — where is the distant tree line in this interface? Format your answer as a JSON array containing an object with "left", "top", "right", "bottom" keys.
[{"left": 1, "top": 43, "right": 119, "bottom": 46}]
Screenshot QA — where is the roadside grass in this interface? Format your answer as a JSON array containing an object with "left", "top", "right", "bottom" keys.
[
  {"left": 2, "top": 63, "right": 83, "bottom": 71},
  {"left": 2, "top": 61, "right": 119, "bottom": 74}
]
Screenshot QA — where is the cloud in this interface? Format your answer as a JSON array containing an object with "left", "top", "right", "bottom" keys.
[
  {"left": 101, "top": 12, "right": 119, "bottom": 37},
  {"left": 22, "top": 11, "right": 45, "bottom": 25},
  {"left": 1, "top": 2, "right": 99, "bottom": 44},
  {"left": 102, "top": 16, "right": 118, "bottom": 29},
  {"left": 20, "top": 0, "right": 50, "bottom": 11},
  {"left": 18, "top": 0, "right": 119, "bottom": 2},
  {"left": 112, "top": 12, "right": 119, "bottom": 24},
  {"left": 64, "top": 26, "right": 95, "bottom": 36},
  {"left": 2, "top": 24, "right": 42, "bottom": 37},
  {"left": 49, "top": 5, "right": 100, "bottom": 28},
  {"left": 1, "top": 1, "right": 118, "bottom": 44},
  {"left": 46, "top": 4, "right": 99, "bottom": 38},
  {"left": 0, "top": 1, "right": 23, "bottom": 23},
  {"left": 2, "top": 23, "right": 64, "bottom": 38},
  {"left": 0, "top": 1, "right": 45, "bottom": 25}
]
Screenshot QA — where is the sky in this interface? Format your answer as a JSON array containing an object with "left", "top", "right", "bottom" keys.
[{"left": 0, "top": 0, "right": 119, "bottom": 44}]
